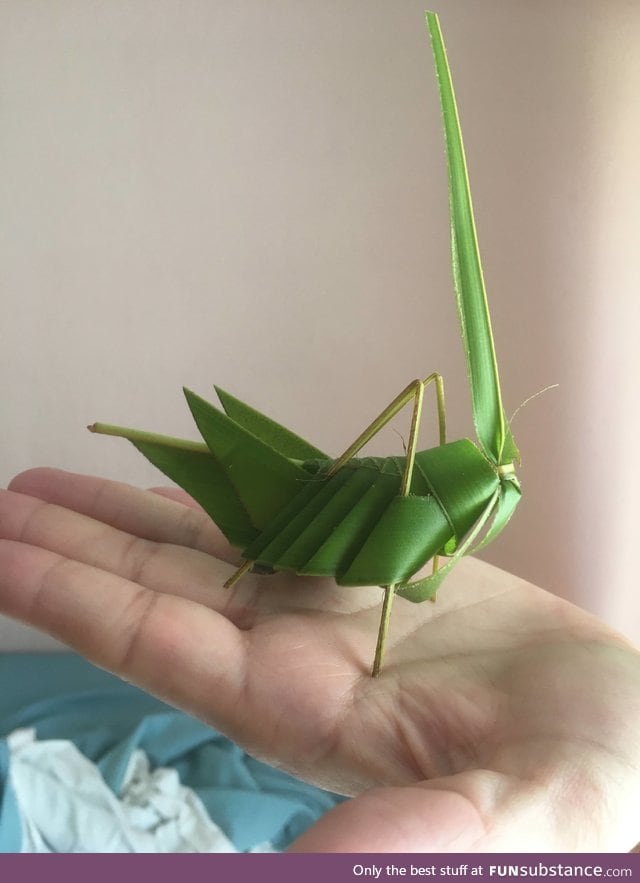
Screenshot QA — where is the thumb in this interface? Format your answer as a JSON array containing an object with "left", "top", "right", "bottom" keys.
[{"left": 287, "top": 783, "right": 486, "bottom": 853}]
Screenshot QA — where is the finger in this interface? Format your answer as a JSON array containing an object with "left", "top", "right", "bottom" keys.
[
  {"left": 288, "top": 782, "right": 487, "bottom": 852},
  {"left": 148, "top": 486, "right": 203, "bottom": 509},
  {"left": 0, "top": 537, "right": 247, "bottom": 726},
  {"left": 0, "top": 487, "right": 254, "bottom": 613},
  {"left": 286, "top": 772, "right": 577, "bottom": 852},
  {"left": 0, "top": 486, "right": 360, "bottom": 620},
  {"left": 0, "top": 535, "right": 369, "bottom": 773},
  {"left": 8, "top": 468, "right": 239, "bottom": 563}
]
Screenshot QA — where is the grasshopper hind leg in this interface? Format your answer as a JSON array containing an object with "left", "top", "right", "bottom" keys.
[
  {"left": 372, "top": 585, "right": 395, "bottom": 677},
  {"left": 223, "top": 374, "right": 447, "bottom": 677},
  {"left": 360, "top": 374, "right": 446, "bottom": 675}
]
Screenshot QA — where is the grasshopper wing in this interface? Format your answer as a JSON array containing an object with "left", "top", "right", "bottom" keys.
[
  {"left": 214, "top": 386, "right": 328, "bottom": 460},
  {"left": 183, "top": 388, "right": 310, "bottom": 532},
  {"left": 125, "top": 435, "right": 258, "bottom": 548}
]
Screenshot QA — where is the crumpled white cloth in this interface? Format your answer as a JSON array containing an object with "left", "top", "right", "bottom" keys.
[{"left": 7, "top": 728, "right": 240, "bottom": 852}]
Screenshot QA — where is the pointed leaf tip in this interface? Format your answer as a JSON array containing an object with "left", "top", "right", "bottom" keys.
[{"left": 425, "top": 11, "right": 518, "bottom": 465}]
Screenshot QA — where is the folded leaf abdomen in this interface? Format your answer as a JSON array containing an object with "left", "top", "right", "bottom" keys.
[{"left": 241, "top": 440, "right": 499, "bottom": 587}]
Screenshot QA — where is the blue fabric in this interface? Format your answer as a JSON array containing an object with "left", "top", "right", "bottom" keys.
[
  {"left": 0, "top": 653, "right": 343, "bottom": 852},
  {"left": 0, "top": 740, "right": 21, "bottom": 853}
]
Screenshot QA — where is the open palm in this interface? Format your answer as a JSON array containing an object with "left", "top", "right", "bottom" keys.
[{"left": 1, "top": 467, "right": 639, "bottom": 852}]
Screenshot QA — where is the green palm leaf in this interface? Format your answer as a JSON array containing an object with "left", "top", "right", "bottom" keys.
[{"left": 426, "top": 12, "right": 518, "bottom": 466}]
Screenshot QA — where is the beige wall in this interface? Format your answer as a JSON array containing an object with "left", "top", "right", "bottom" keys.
[{"left": 2, "top": 0, "right": 639, "bottom": 651}]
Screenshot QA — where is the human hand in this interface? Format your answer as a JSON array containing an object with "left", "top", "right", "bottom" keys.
[{"left": 1, "top": 468, "right": 639, "bottom": 852}]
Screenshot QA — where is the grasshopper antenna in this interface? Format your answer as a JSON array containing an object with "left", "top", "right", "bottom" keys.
[{"left": 508, "top": 384, "right": 559, "bottom": 426}]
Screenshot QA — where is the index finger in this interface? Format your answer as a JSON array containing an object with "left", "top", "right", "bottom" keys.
[
  {"left": 8, "top": 468, "right": 239, "bottom": 562},
  {"left": 0, "top": 537, "right": 248, "bottom": 727}
]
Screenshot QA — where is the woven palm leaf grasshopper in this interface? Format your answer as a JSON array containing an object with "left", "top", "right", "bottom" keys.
[{"left": 90, "top": 13, "right": 521, "bottom": 676}]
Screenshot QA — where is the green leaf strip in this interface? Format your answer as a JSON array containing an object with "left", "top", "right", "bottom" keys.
[
  {"left": 214, "top": 386, "right": 328, "bottom": 460},
  {"left": 426, "top": 12, "right": 517, "bottom": 465},
  {"left": 183, "top": 388, "right": 309, "bottom": 529},
  {"left": 130, "top": 439, "right": 258, "bottom": 548},
  {"left": 395, "top": 485, "right": 501, "bottom": 602}
]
